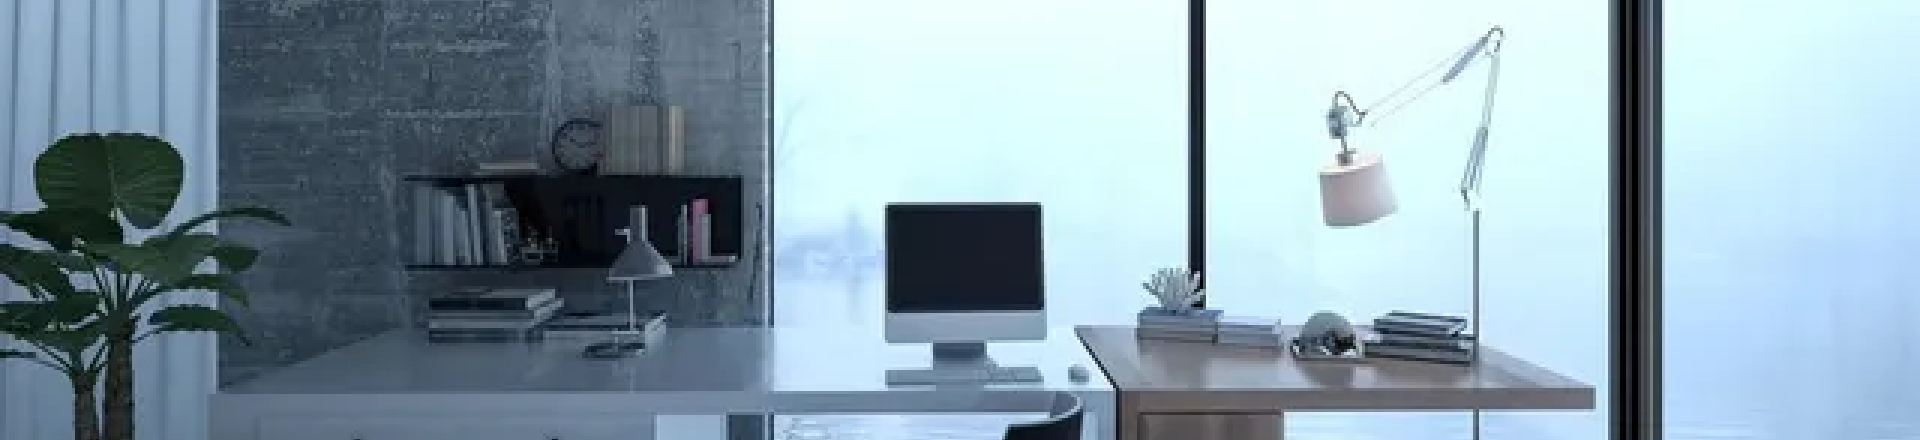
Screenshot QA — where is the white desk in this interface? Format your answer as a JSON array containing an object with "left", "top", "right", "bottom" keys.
[
  {"left": 1076, "top": 325, "right": 1595, "bottom": 440},
  {"left": 213, "top": 325, "right": 1113, "bottom": 440}
]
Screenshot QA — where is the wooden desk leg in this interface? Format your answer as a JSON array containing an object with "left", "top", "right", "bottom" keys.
[
  {"left": 1137, "top": 414, "right": 1283, "bottom": 440},
  {"left": 1120, "top": 396, "right": 1283, "bottom": 440}
]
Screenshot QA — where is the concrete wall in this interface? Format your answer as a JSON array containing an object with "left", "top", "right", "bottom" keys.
[{"left": 217, "top": 0, "right": 767, "bottom": 385}]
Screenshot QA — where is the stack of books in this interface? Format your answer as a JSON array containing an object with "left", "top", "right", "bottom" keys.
[
  {"left": 423, "top": 287, "right": 562, "bottom": 343},
  {"left": 1365, "top": 311, "right": 1475, "bottom": 365},
  {"left": 1214, "top": 316, "right": 1284, "bottom": 349},
  {"left": 541, "top": 310, "right": 669, "bottom": 347},
  {"left": 1136, "top": 307, "right": 1221, "bottom": 343}
]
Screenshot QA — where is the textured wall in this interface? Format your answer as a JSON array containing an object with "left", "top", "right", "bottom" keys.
[{"left": 218, "top": 0, "right": 768, "bottom": 385}]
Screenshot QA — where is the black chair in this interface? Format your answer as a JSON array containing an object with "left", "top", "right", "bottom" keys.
[{"left": 1002, "top": 392, "right": 1084, "bottom": 440}]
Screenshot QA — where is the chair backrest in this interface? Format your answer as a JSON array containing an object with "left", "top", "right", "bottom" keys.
[{"left": 1002, "top": 392, "right": 1084, "bottom": 440}]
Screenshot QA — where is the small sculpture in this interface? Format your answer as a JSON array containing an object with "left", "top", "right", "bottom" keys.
[
  {"left": 1141, "top": 267, "right": 1204, "bottom": 311},
  {"left": 1294, "top": 311, "right": 1362, "bottom": 357}
]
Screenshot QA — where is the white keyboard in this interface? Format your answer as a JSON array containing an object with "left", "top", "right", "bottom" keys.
[{"left": 885, "top": 366, "right": 1046, "bottom": 386}]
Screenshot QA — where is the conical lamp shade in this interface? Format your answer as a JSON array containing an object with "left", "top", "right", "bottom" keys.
[
  {"left": 608, "top": 238, "right": 674, "bottom": 281},
  {"left": 1319, "top": 152, "right": 1397, "bottom": 227}
]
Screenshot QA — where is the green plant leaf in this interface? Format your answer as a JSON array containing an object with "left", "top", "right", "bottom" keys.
[
  {"left": 207, "top": 245, "right": 259, "bottom": 273},
  {"left": 35, "top": 133, "right": 184, "bottom": 229},
  {"left": 166, "top": 206, "right": 290, "bottom": 238},
  {"left": 0, "top": 208, "right": 123, "bottom": 251},
  {"left": 0, "top": 244, "right": 79, "bottom": 300},
  {"left": 91, "top": 233, "right": 219, "bottom": 287},
  {"left": 147, "top": 305, "right": 246, "bottom": 343},
  {"left": 141, "top": 273, "right": 249, "bottom": 307}
]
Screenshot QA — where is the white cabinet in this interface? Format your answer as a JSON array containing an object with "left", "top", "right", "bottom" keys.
[{"left": 255, "top": 416, "right": 654, "bottom": 440}]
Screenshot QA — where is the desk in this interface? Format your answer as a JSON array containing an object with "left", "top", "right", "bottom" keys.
[
  {"left": 213, "top": 325, "right": 1113, "bottom": 440},
  {"left": 1075, "top": 325, "right": 1594, "bottom": 440}
]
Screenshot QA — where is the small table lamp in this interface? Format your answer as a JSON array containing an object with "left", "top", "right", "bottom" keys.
[{"left": 590, "top": 227, "right": 674, "bottom": 358}]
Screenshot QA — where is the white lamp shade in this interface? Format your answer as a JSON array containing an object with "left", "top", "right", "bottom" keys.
[{"left": 1318, "top": 152, "right": 1398, "bottom": 227}]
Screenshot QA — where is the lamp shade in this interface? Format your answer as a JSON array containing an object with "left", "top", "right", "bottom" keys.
[
  {"left": 608, "top": 235, "right": 674, "bottom": 281},
  {"left": 1318, "top": 152, "right": 1397, "bottom": 227}
]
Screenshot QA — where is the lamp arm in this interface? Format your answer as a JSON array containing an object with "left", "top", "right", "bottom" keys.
[
  {"left": 1458, "top": 50, "right": 1500, "bottom": 211},
  {"left": 1325, "top": 26, "right": 1506, "bottom": 169}
]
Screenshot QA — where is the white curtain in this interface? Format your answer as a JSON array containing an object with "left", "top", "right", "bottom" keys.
[{"left": 0, "top": 1, "right": 219, "bottom": 439}]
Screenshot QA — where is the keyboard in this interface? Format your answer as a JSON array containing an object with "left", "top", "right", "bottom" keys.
[{"left": 885, "top": 366, "right": 1046, "bottom": 386}]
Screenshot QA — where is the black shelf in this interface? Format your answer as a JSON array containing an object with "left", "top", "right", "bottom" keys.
[
  {"left": 405, "top": 261, "right": 738, "bottom": 271},
  {"left": 403, "top": 173, "right": 747, "bottom": 270}
]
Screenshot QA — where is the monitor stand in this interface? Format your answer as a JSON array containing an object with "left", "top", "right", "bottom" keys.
[
  {"left": 930, "top": 342, "right": 991, "bottom": 365},
  {"left": 885, "top": 342, "right": 1045, "bottom": 386}
]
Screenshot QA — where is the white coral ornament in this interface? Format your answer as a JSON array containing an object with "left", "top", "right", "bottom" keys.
[{"left": 1141, "top": 268, "right": 1204, "bottom": 310}]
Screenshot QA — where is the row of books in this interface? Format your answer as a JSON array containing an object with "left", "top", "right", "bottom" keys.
[
  {"left": 1136, "top": 308, "right": 1288, "bottom": 349},
  {"left": 424, "top": 287, "right": 560, "bottom": 342},
  {"left": 421, "top": 287, "right": 669, "bottom": 345},
  {"left": 1365, "top": 311, "right": 1476, "bottom": 366},
  {"left": 631, "top": 199, "right": 737, "bottom": 265},
  {"left": 412, "top": 183, "right": 521, "bottom": 266},
  {"left": 1215, "top": 316, "right": 1285, "bottom": 349},
  {"left": 1135, "top": 308, "right": 1222, "bottom": 343}
]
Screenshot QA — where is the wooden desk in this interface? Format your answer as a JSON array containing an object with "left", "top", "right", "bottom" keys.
[{"left": 1076, "top": 325, "right": 1593, "bottom": 440}]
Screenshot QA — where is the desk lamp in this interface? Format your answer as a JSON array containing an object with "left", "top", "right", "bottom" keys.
[
  {"left": 590, "top": 226, "right": 674, "bottom": 358},
  {"left": 1317, "top": 24, "right": 1504, "bottom": 440}
]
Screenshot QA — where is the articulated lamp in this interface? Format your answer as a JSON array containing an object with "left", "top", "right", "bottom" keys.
[
  {"left": 1320, "top": 26, "right": 1504, "bottom": 228},
  {"left": 1316, "top": 24, "right": 1505, "bottom": 440}
]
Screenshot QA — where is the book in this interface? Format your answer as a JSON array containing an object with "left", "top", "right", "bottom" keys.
[
  {"left": 426, "top": 298, "right": 564, "bottom": 329},
  {"left": 1365, "top": 343, "right": 1475, "bottom": 366},
  {"left": 426, "top": 327, "right": 538, "bottom": 343},
  {"left": 542, "top": 311, "right": 668, "bottom": 346},
  {"left": 1373, "top": 311, "right": 1468, "bottom": 336},
  {"left": 689, "top": 199, "right": 709, "bottom": 261},
  {"left": 464, "top": 184, "right": 487, "bottom": 264},
  {"left": 427, "top": 288, "right": 558, "bottom": 311}
]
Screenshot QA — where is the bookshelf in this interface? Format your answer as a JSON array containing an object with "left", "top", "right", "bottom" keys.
[{"left": 402, "top": 174, "right": 745, "bottom": 271}]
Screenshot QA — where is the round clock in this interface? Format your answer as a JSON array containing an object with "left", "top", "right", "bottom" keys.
[{"left": 550, "top": 118, "right": 605, "bottom": 175}]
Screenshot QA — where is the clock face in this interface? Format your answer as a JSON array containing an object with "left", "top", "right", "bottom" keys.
[{"left": 550, "top": 118, "right": 605, "bottom": 174}]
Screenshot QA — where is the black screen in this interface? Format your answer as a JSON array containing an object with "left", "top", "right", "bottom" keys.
[{"left": 884, "top": 203, "right": 1045, "bottom": 312}]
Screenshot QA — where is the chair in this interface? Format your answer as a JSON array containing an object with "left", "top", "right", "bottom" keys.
[{"left": 1002, "top": 392, "right": 1084, "bottom": 440}]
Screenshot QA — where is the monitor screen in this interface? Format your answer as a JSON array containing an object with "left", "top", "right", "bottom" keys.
[{"left": 884, "top": 203, "right": 1045, "bottom": 313}]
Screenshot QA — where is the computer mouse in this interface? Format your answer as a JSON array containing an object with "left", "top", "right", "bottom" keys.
[{"left": 1067, "top": 365, "right": 1090, "bottom": 383}]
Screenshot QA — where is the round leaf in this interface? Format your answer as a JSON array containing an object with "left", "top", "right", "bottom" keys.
[{"left": 35, "top": 133, "right": 184, "bottom": 229}]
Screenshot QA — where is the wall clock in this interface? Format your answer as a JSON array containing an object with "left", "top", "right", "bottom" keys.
[{"left": 550, "top": 118, "right": 605, "bottom": 175}]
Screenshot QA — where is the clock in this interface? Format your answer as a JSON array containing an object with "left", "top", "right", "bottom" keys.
[{"left": 550, "top": 118, "right": 605, "bottom": 175}]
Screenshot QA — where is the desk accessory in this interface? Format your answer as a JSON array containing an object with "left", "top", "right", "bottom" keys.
[
  {"left": 1136, "top": 307, "right": 1220, "bottom": 343},
  {"left": 1366, "top": 311, "right": 1475, "bottom": 365},
  {"left": 1214, "top": 315, "right": 1286, "bottom": 349},
  {"left": 551, "top": 118, "right": 605, "bottom": 175},
  {"left": 589, "top": 224, "right": 675, "bottom": 358},
  {"left": 1316, "top": 26, "right": 1506, "bottom": 438},
  {"left": 1141, "top": 267, "right": 1204, "bottom": 310},
  {"left": 1315, "top": 25, "right": 1504, "bottom": 357},
  {"left": 423, "top": 287, "right": 562, "bottom": 343},
  {"left": 1290, "top": 311, "right": 1366, "bottom": 362},
  {"left": 1135, "top": 267, "right": 1218, "bottom": 342},
  {"left": 1067, "top": 365, "right": 1091, "bottom": 383}
]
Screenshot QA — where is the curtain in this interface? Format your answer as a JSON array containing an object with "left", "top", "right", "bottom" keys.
[{"left": 0, "top": 1, "right": 219, "bottom": 439}]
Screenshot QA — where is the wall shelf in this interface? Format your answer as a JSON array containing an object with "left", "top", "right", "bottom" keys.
[{"left": 402, "top": 173, "right": 746, "bottom": 271}]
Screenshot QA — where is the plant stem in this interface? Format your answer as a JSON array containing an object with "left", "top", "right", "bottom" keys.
[
  {"left": 101, "top": 326, "right": 135, "bottom": 440},
  {"left": 72, "top": 373, "right": 100, "bottom": 440}
]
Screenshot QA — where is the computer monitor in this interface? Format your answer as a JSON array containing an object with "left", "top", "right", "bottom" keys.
[{"left": 883, "top": 202, "right": 1047, "bottom": 361}]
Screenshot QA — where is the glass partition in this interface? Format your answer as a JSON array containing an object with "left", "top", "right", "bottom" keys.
[{"left": 1205, "top": 1, "right": 1611, "bottom": 439}]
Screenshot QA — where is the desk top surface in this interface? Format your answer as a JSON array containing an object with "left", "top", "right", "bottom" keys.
[
  {"left": 1076, "top": 325, "right": 1595, "bottom": 411},
  {"left": 221, "top": 325, "right": 1111, "bottom": 395}
]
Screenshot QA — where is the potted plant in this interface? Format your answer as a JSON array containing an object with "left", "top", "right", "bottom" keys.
[{"left": 0, "top": 133, "right": 287, "bottom": 440}]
